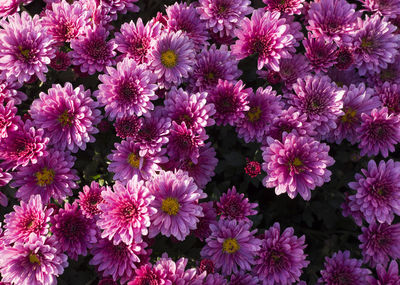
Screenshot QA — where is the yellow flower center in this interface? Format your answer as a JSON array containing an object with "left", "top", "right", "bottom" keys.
[
  {"left": 127, "top": 153, "right": 140, "bottom": 169},
  {"left": 222, "top": 238, "right": 240, "bottom": 254},
  {"left": 161, "top": 49, "right": 177, "bottom": 68},
  {"left": 341, "top": 107, "right": 357, "bottom": 123},
  {"left": 161, "top": 197, "right": 180, "bottom": 216},
  {"left": 207, "top": 72, "right": 215, "bottom": 80},
  {"left": 35, "top": 167, "right": 55, "bottom": 187},
  {"left": 18, "top": 45, "right": 31, "bottom": 59},
  {"left": 247, "top": 106, "right": 262, "bottom": 122},
  {"left": 292, "top": 157, "right": 303, "bottom": 167},
  {"left": 361, "top": 38, "right": 374, "bottom": 49},
  {"left": 58, "top": 110, "right": 73, "bottom": 127},
  {"left": 29, "top": 253, "right": 41, "bottom": 265}
]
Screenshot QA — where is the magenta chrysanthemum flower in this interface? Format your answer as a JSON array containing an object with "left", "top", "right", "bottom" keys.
[
  {"left": 307, "top": 0, "right": 360, "bottom": 42},
  {"left": 128, "top": 263, "right": 169, "bottom": 285},
  {"left": 232, "top": 9, "right": 295, "bottom": 71},
  {"left": 375, "top": 82, "right": 400, "bottom": 114},
  {"left": 266, "top": 107, "right": 316, "bottom": 142},
  {"left": 359, "top": 222, "right": 400, "bottom": 267},
  {"left": 3, "top": 195, "right": 52, "bottom": 244},
  {"left": 164, "top": 88, "right": 215, "bottom": 134},
  {"left": 335, "top": 47, "right": 355, "bottom": 70},
  {"left": 114, "top": 18, "right": 161, "bottom": 64},
  {"left": 70, "top": 26, "right": 117, "bottom": 75},
  {"left": 97, "top": 177, "right": 155, "bottom": 245},
  {"left": 230, "top": 271, "right": 260, "bottom": 285},
  {"left": 107, "top": 138, "right": 167, "bottom": 183},
  {"left": 192, "top": 201, "right": 217, "bottom": 241},
  {"left": 41, "top": 1, "right": 90, "bottom": 45},
  {"left": 50, "top": 50, "right": 72, "bottom": 71},
  {"left": 0, "top": 120, "right": 48, "bottom": 171},
  {"left": 327, "top": 83, "right": 380, "bottom": 145},
  {"left": 360, "top": 0, "right": 400, "bottom": 18},
  {"left": 0, "top": 167, "right": 12, "bottom": 207},
  {"left": 263, "top": 0, "right": 304, "bottom": 15},
  {"left": 30, "top": 82, "right": 101, "bottom": 153},
  {"left": 357, "top": 107, "right": 400, "bottom": 157},
  {"left": 0, "top": 73, "right": 27, "bottom": 105},
  {"left": 189, "top": 44, "right": 242, "bottom": 92},
  {"left": 166, "top": 2, "right": 209, "bottom": 49},
  {"left": 303, "top": 35, "right": 338, "bottom": 73},
  {"left": 147, "top": 169, "right": 207, "bottom": 241},
  {"left": 288, "top": 75, "right": 344, "bottom": 138},
  {"left": 196, "top": 0, "right": 253, "bottom": 38},
  {"left": 77, "top": 181, "right": 108, "bottom": 219},
  {"left": 148, "top": 30, "right": 195, "bottom": 87},
  {"left": 167, "top": 121, "right": 207, "bottom": 164},
  {"left": 0, "top": 233, "right": 68, "bottom": 285},
  {"left": 0, "top": 12, "right": 55, "bottom": 83},
  {"left": 216, "top": 186, "right": 258, "bottom": 222},
  {"left": 367, "top": 260, "right": 400, "bottom": 285},
  {"left": 11, "top": 149, "right": 78, "bottom": 204},
  {"left": 318, "top": 250, "right": 371, "bottom": 285},
  {"left": 0, "top": 0, "right": 29, "bottom": 18},
  {"left": 208, "top": 79, "right": 251, "bottom": 126},
  {"left": 114, "top": 116, "right": 142, "bottom": 139},
  {"left": 253, "top": 222, "right": 309, "bottom": 285},
  {"left": 344, "top": 15, "right": 400, "bottom": 76},
  {"left": 262, "top": 133, "right": 334, "bottom": 200},
  {"left": 236, "top": 86, "right": 282, "bottom": 143},
  {"left": 198, "top": 258, "right": 215, "bottom": 274},
  {"left": 347, "top": 159, "right": 400, "bottom": 224},
  {"left": 50, "top": 202, "right": 97, "bottom": 260},
  {"left": 90, "top": 237, "right": 147, "bottom": 284},
  {"left": 201, "top": 219, "right": 261, "bottom": 275},
  {"left": 0, "top": 101, "right": 19, "bottom": 139},
  {"left": 96, "top": 57, "right": 158, "bottom": 120}
]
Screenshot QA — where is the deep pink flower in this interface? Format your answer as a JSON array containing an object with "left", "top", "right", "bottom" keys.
[
  {"left": 303, "top": 34, "right": 338, "bottom": 73},
  {"left": 114, "top": 116, "right": 142, "bottom": 139},
  {"left": 263, "top": 0, "right": 304, "bottom": 15},
  {"left": 245, "top": 159, "right": 262, "bottom": 178},
  {"left": 50, "top": 50, "right": 72, "bottom": 71},
  {"left": 77, "top": 181, "right": 108, "bottom": 219},
  {"left": 128, "top": 263, "right": 170, "bottom": 285}
]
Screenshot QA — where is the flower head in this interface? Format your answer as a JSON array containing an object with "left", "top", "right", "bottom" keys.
[
  {"left": 303, "top": 34, "right": 338, "bottom": 73},
  {"left": 114, "top": 116, "right": 142, "bottom": 139},
  {"left": 77, "top": 181, "right": 107, "bottom": 219},
  {"left": 263, "top": 0, "right": 304, "bottom": 15}
]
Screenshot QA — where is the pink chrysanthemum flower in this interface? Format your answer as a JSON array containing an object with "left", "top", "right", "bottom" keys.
[
  {"left": 360, "top": 0, "right": 400, "bottom": 18},
  {"left": 70, "top": 26, "right": 117, "bottom": 75},
  {"left": 375, "top": 82, "right": 400, "bottom": 114},
  {"left": 201, "top": 219, "right": 261, "bottom": 275},
  {"left": 367, "top": 260, "right": 400, "bottom": 285},
  {"left": 128, "top": 263, "right": 169, "bottom": 285},
  {"left": 307, "top": 0, "right": 360, "bottom": 42},
  {"left": 0, "top": 12, "right": 55, "bottom": 83},
  {"left": 196, "top": 0, "right": 253, "bottom": 38},
  {"left": 3, "top": 195, "right": 52, "bottom": 244},
  {"left": 236, "top": 86, "right": 282, "bottom": 143},
  {"left": 164, "top": 88, "right": 215, "bottom": 134},
  {"left": 0, "top": 233, "right": 68, "bottom": 285},
  {"left": 30, "top": 82, "right": 101, "bottom": 153},
  {"left": 208, "top": 79, "right": 251, "bottom": 126},
  {"left": 167, "top": 121, "right": 208, "bottom": 164},
  {"left": 0, "top": 101, "right": 19, "bottom": 139},
  {"left": 216, "top": 186, "right": 258, "bottom": 222},
  {"left": 357, "top": 107, "right": 400, "bottom": 157},
  {"left": 262, "top": 133, "right": 334, "bottom": 201},
  {"left": 347, "top": 159, "right": 400, "bottom": 224},
  {"left": 107, "top": 138, "right": 167, "bottom": 183},
  {"left": 50, "top": 50, "right": 72, "bottom": 71},
  {"left": 0, "top": 73, "right": 27, "bottom": 105},
  {"left": 90, "top": 237, "right": 147, "bottom": 284},
  {"left": 0, "top": 167, "right": 12, "bottom": 207},
  {"left": 303, "top": 35, "right": 338, "bottom": 73},
  {"left": 232, "top": 9, "right": 295, "bottom": 71},
  {"left": 77, "top": 181, "right": 108, "bottom": 219},
  {"left": 166, "top": 2, "right": 209, "bottom": 49},
  {"left": 318, "top": 250, "right": 371, "bottom": 285},
  {"left": 266, "top": 107, "right": 316, "bottom": 143},
  {"left": 97, "top": 57, "right": 158, "bottom": 120},
  {"left": 0, "top": 0, "right": 30, "bottom": 18},
  {"left": 230, "top": 271, "right": 260, "bottom": 285},
  {"left": 263, "top": 0, "right": 304, "bottom": 15},
  {"left": 147, "top": 169, "right": 207, "bottom": 241},
  {"left": 97, "top": 177, "right": 155, "bottom": 245},
  {"left": 50, "top": 202, "right": 97, "bottom": 260},
  {"left": 189, "top": 44, "right": 242, "bottom": 92},
  {"left": 344, "top": 15, "right": 400, "bottom": 76},
  {"left": 41, "top": 1, "right": 90, "bottom": 46},
  {"left": 359, "top": 222, "right": 400, "bottom": 267},
  {"left": 11, "top": 149, "right": 78, "bottom": 204},
  {"left": 0, "top": 120, "right": 48, "bottom": 171},
  {"left": 288, "top": 75, "right": 344, "bottom": 138},
  {"left": 192, "top": 201, "right": 217, "bottom": 241},
  {"left": 253, "top": 222, "right": 309, "bottom": 285},
  {"left": 148, "top": 31, "right": 195, "bottom": 88},
  {"left": 114, "top": 18, "right": 161, "bottom": 64},
  {"left": 327, "top": 83, "right": 380, "bottom": 145},
  {"left": 114, "top": 116, "right": 142, "bottom": 139}
]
